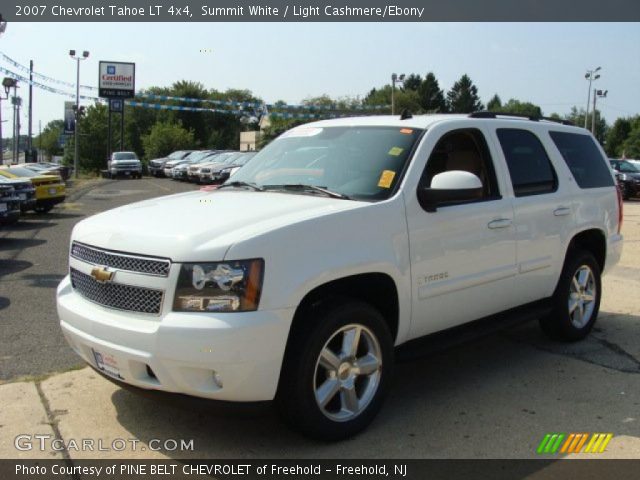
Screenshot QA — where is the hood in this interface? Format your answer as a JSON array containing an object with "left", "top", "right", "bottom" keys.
[{"left": 72, "top": 189, "right": 366, "bottom": 261}]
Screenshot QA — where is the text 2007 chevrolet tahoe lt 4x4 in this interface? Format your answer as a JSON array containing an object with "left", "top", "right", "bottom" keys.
[{"left": 57, "top": 113, "right": 623, "bottom": 439}]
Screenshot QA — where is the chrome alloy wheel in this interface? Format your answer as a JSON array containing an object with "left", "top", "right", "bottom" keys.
[
  {"left": 568, "top": 265, "right": 597, "bottom": 329},
  {"left": 313, "top": 324, "right": 382, "bottom": 422}
]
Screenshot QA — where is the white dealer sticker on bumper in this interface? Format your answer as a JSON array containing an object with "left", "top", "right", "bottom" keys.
[{"left": 92, "top": 349, "right": 124, "bottom": 380}]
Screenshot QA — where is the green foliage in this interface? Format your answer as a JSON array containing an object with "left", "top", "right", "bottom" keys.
[
  {"left": 605, "top": 118, "right": 632, "bottom": 157},
  {"left": 446, "top": 74, "right": 484, "bottom": 113},
  {"left": 141, "top": 121, "right": 195, "bottom": 161},
  {"left": 34, "top": 120, "right": 64, "bottom": 159},
  {"left": 402, "top": 74, "right": 422, "bottom": 92},
  {"left": 487, "top": 94, "right": 502, "bottom": 111},
  {"left": 494, "top": 99, "right": 543, "bottom": 118},
  {"left": 621, "top": 117, "right": 640, "bottom": 158},
  {"left": 418, "top": 73, "right": 447, "bottom": 113}
]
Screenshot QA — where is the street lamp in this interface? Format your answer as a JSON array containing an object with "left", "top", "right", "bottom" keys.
[
  {"left": 391, "top": 73, "right": 405, "bottom": 115},
  {"left": 592, "top": 89, "right": 608, "bottom": 135},
  {"left": 584, "top": 67, "right": 601, "bottom": 129},
  {"left": 1, "top": 77, "right": 17, "bottom": 164},
  {"left": 69, "top": 49, "right": 89, "bottom": 179}
]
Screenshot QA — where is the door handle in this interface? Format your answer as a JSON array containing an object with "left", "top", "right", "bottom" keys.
[
  {"left": 554, "top": 207, "right": 571, "bottom": 217},
  {"left": 488, "top": 218, "right": 512, "bottom": 229}
]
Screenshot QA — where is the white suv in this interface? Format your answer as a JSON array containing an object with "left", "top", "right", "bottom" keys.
[{"left": 57, "top": 113, "right": 623, "bottom": 440}]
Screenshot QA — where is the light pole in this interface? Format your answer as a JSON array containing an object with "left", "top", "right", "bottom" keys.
[
  {"left": 1, "top": 77, "right": 16, "bottom": 165},
  {"left": 391, "top": 73, "right": 405, "bottom": 115},
  {"left": 592, "top": 89, "right": 608, "bottom": 136},
  {"left": 584, "top": 67, "right": 601, "bottom": 129},
  {"left": 69, "top": 49, "right": 89, "bottom": 179}
]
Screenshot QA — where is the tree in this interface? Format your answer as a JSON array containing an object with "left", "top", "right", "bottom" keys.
[
  {"left": 496, "top": 99, "right": 543, "bottom": 118},
  {"left": 605, "top": 117, "right": 633, "bottom": 157},
  {"left": 35, "top": 120, "right": 64, "bottom": 159},
  {"left": 446, "top": 74, "right": 484, "bottom": 113},
  {"left": 364, "top": 85, "right": 420, "bottom": 113},
  {"left": 418, "top": 73, "right": 447, "bottom": 113},
  {"left": 487, "top": 94, "right": 502, "bottom": 111},
  {"left": 141, "top": 121, "right": 194, "bottom": 161},
  {"left": 621, "top": 126, "right": 640, "bottom": 159},
  {"left": 62, "top": 102, "right": 110, "bottom": 173},
  {"left": 402, "top": 74, "right": 422, "bottom": 92}
]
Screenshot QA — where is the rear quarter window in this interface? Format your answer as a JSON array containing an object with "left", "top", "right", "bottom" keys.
[{"left": 548, "top": 131, "right": 614, "bottom": 189}]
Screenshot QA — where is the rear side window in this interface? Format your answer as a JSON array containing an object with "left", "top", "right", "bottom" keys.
[
  {"left": 549, "top": 131, "right": 614, "bottom": 188},
  {"left": 497, "top": 129, "right": 557, "bottom": 197}
]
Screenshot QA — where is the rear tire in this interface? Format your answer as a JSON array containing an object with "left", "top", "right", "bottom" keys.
[
  {"left": 539, "top": 249, "right": 601, "bottom": 342},
  {"left": 277, "top": 300, "right": 393, "bottom": 440}
]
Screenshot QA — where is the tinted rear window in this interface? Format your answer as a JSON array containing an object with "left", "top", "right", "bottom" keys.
[
  {"left": 549, "top": 132, "right": 614, "bottom": 189},
  {"left": 497, "top": 129, "right": 557, "bottom": 197}
]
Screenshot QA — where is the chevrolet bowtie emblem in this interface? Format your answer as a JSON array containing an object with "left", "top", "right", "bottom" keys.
[{"left": 90, "top": 266, "right": 115, "bottom": 283}]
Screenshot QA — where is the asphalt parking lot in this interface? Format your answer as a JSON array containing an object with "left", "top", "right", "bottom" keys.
[{"left": 0, "top": 180, "right": 639, "bottom": 459}]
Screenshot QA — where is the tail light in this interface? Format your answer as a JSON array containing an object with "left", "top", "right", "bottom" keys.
[{"left": 616, "top": 185, "right": 624, "bottom": 234}]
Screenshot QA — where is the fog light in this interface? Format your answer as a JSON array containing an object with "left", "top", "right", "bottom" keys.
[{"left": 176, "top": 295, "right": 240, "bottom": 312}]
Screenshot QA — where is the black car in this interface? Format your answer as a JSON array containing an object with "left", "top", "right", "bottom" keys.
[
  {"left": 0, "top": 183, "right": 21, "bottom": 225},
  {"left": 610, "top": 159, "right": 640, "bottom": 200},
  {"left": 0, "top": 176, "right": 36, "bottom": 213}
]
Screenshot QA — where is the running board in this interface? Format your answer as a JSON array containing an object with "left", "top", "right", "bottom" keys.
[{"left": 396, "top": 298, "right": 553, "bottom": 362}]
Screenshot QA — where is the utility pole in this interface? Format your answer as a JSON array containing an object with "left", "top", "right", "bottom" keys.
[
  {"left": 28, "top": 60, "right": 33, "bottom": 154},
  {"left": 15, "top": 97, "right": 21, "bottom": 163},
  {"left": 584, "top": 67, "right": 601, "bottom": 129}
]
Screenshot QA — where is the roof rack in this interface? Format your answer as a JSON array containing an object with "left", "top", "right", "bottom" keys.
[{"left": 468, "top": 111, "right": 574, "bottom": 126}]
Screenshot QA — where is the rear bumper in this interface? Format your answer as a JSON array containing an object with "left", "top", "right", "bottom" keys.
[
  {"left": 604, "top": 233, "right": 623, "bottom": 276},
  {"left": 36, "top": 196, "right": 65, "bottom": 209}
]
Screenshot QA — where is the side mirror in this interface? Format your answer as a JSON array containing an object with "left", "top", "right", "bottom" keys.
[{"left": 417, "top": 170, "right": 483, "bottom": 212}]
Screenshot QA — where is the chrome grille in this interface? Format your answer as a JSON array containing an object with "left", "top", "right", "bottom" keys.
[
  {"left": 70, "top": 268, "right": 163, "bottom": 314},
  {"left": 71, "top": 242, "right": 170, "bottom": 277}
]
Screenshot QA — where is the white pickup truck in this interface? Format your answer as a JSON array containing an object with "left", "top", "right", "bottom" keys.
[{"left": 57, "top": 113, "right": 623, "bottom": 440}]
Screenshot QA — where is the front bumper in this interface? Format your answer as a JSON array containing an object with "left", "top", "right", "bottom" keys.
[{"left": 57, "top": 275, "right": 293, "bottom": 402}]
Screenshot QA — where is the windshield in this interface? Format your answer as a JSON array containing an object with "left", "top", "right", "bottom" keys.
[
  {"left": 231, "top": 126, "right": 422, "bottom": 200},
  {"left": 112, "top": 152, "right": 138, "bottom": 160},
  {"left": 168, "top": 151, "right": 188, "bottom": 159},
  {"left": 185, "top": 151, "right": 212, "bottom": 163},
  {"left": 6, "top": 167, "right": 39, "bottom": 177},
  {"left": 616, "top": 161, "right": 639, "bottom": 173}
]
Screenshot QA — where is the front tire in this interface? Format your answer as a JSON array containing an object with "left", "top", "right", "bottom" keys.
[
  {"left": 540, "top": 249, "right": 601, "bottom": 341},
  {"left": 277, "top": 301, "right": 393, "bottom": 440}
]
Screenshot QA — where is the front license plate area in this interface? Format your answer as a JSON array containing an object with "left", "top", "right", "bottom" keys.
[{"left": 92, "top": 349, "right": 124, "bottom": 380}]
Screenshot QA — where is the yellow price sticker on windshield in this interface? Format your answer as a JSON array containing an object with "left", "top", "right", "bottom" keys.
[
  {"left": 378, "top": 170, "right": 396, "bottom": 188},
  {"left": 388, "top": 147, "right": 404, "bottom": 156}
]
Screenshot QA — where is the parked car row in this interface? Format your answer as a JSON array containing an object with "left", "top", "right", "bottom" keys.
[
  {"left": 151, "top": 149, "right": 258, "bottom": 184},
  {"left": 0, "top": 165, "right": 66, "bottom": 224}
]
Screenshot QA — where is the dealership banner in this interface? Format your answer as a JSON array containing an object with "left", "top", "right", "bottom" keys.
[
  {"left": 63, "top": 101, "right": 75, "bottom": 134},
  {"left": 3, "top": 459, "right": 640, "bottom": 479},
  {"left": 3, "top": 0, "right": 639, "bottom": 21}
]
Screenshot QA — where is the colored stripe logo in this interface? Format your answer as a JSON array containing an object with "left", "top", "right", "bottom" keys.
[{"left": 537, "top": 433, "right": 613, "bottom": 454}]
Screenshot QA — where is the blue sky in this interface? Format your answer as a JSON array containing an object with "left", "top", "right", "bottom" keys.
[{"left": 1, "top": 22, "right": 639, "bottom": 134}]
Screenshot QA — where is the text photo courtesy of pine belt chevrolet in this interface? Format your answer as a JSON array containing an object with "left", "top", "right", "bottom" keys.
[
  {"left": 57, "top": 113, "right": 623, "bottom": 440},
  {"left": 0, "top": 165, "right": 66, "bottom": 214}
]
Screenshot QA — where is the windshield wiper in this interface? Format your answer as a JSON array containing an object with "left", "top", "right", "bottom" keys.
[
  {"left": 217, "top": 181, "right": 264, "bottom": 192},
  {"left": 262, "top": 184, "right": 350, "bottom": 200}
]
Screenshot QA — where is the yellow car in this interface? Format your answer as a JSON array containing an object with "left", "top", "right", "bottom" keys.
[{"left": 0, "top": 166, "right": 66, "bottom": 213}]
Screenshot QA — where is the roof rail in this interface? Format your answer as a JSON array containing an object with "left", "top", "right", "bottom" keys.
[{"left": 468, "top": 111, "right": 574, "bottom": 126}]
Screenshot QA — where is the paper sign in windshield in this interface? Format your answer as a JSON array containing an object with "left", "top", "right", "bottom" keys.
[{"left": 378, "top": 170, "right": 396, "bottom": 188}]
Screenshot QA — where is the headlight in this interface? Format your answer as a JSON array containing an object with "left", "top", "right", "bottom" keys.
[{"left": 173, "top": 259, "right": 264, "bottom": 312}]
